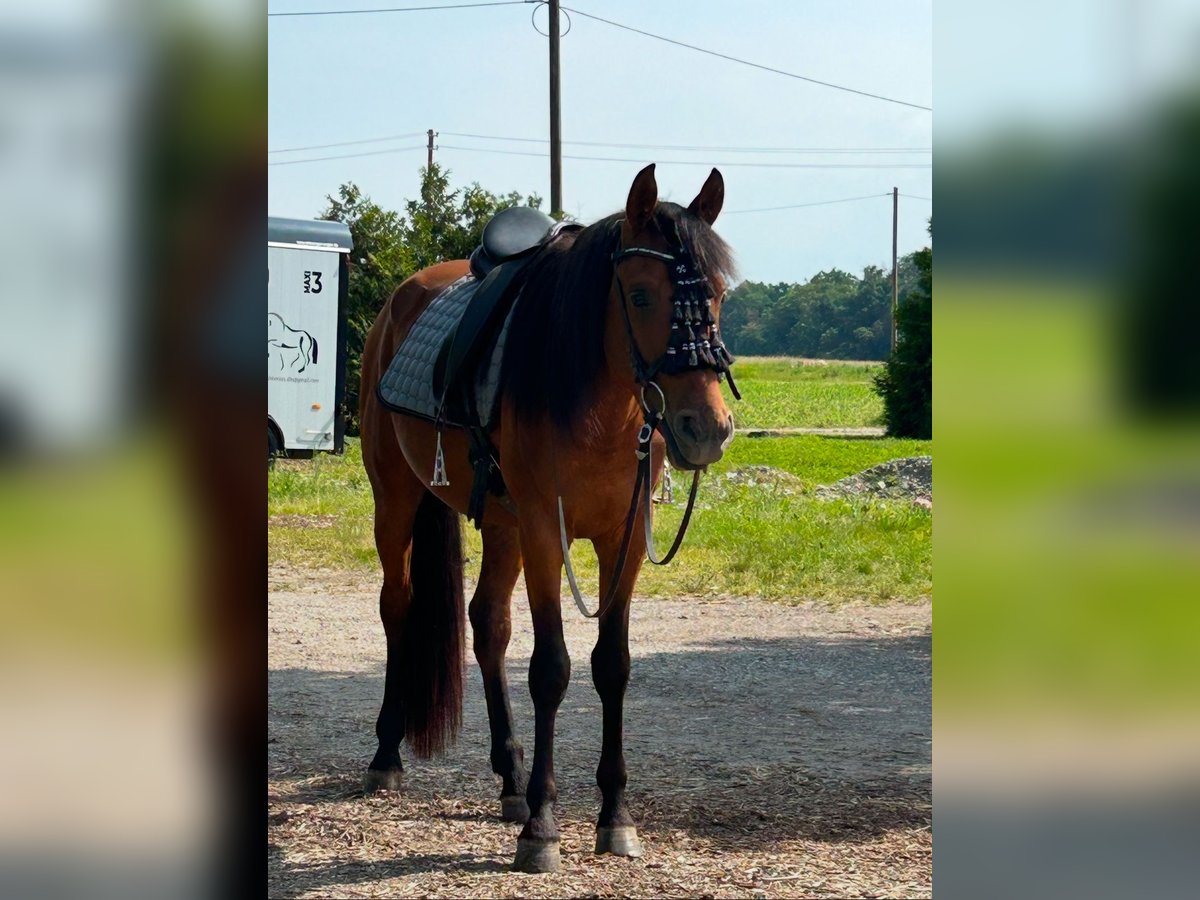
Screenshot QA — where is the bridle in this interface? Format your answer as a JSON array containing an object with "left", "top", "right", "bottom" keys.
[
  {"left": 560, "top": 221, "right": 741, "bottom": 619},
  {"left": 610, "top": 228, "right": 741, "bottom": 399}
]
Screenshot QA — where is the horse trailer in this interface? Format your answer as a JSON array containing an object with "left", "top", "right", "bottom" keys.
[{"left": 268, "top": 217, "right": 351, "bottom": 460}]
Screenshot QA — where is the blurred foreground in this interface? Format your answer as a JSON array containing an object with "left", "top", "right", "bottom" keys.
[
  {"left": 936, "top": 1, "right": 1200, "bottom": 896},
  {"left": 0, "top": 2, "right": 262, "bottom": 897}
]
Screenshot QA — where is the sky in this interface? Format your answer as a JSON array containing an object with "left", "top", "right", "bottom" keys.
[
  {"left": 268, "top": 0, "right": 932, "bottom": 285},
  {"left": 936, "top": 0, "right": 1199, "bottom": 145}
]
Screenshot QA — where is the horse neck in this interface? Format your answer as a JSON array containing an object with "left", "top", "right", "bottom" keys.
[{"left": 581, "top": 277, "right": 645, "bottom": 443}]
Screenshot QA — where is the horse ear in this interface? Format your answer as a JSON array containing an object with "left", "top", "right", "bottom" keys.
[
  {"left": 625, "top": 163, "right": 658, "bottom": 232},
  {"left": 688, "top": 168, "right": 724, "bottom": 225}
]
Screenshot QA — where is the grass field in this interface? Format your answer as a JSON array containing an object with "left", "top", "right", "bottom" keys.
[
  {"left": 269, "top": 358, "right": 931, "bottom": 603},
  {"left": 726, "top": 358, "right": 885, "bottom": 429}
]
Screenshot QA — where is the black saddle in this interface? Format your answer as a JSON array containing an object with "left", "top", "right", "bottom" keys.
[{"left": 469, "top": 206, "right": 556, "bottom": 279}]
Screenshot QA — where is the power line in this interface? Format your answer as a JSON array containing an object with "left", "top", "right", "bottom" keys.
[
  {"left": 268, "top": 144, "right": 426, "bottom": 165},
  {"left": 901, "top": 193, "right": 932, "bottom": 201},
  {"left": 268, "top": 127, "right": 933, "bottom": 156},
  {"left": 560, "top": 6, "right": 932, "bottom": 112},
  {"left": 438, "top": 143, "right": 931, "bottom": 169},
  {"left": 269, "top": 131, "right": 425, "bottom": 154},
  {"left": 440, "top": 130, "right": 931, "bottom": 154},
  {"left": 725, "top": 193, "right": 891, "bottom": 215},
  {"left": 269, "top": 1, "right": 532, "bottom": 18}
]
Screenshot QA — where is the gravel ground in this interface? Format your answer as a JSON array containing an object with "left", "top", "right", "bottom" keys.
[{"left": 268, "top": 566, "right": 931, "bottom": 898}]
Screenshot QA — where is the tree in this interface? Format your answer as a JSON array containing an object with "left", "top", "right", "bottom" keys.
[
  {"left": 720, "top": 260, "right": 920, "bottom": 361},
  {"left": 320, "top": 166, "right": 542, "bottom": 434},
  {"left": 721, "top": 281, "right": 791, "bottom": 356},
  {"left": 874, "top": 221, "right": 932, "bottom": 438},
  {"left": 396, "top": 166, "right": 541, "bottom": 272},
  {"left": 320, "top": 184, "right": 407, "bottom": 436}
]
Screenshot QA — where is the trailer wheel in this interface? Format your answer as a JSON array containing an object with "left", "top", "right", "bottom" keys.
[{"left": 269, "top": 425, "right": 281, "bottom": 468}]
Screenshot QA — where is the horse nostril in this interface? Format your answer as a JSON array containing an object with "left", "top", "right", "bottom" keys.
[
  {"left": 720, "top": 413, "right": 735, "bottom": 445},
  {"left": 676, "top": 411, "right": 702, "bottom": 445}
]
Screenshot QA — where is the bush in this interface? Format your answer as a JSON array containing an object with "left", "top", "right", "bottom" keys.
[{"left": 874, "top": 241, "right": 931, "bottom": 438}]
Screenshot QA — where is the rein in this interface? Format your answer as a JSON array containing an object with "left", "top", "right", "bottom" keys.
[{"left": 560, "top": 223, "right": 739, "bottom": 619}]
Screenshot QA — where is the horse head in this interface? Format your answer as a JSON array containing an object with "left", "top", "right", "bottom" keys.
[{"left": 614, "top": 164, "right": 736, "bottom": 469}]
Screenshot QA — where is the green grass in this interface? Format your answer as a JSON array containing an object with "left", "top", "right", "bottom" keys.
[
  {"left": 268, "top": 440, "right": 374, "bottom": 518},
  {"left": 727, "top": 357, "right": 884, "bottom": 429},
  {"left": 714, "top": 434, "right": 931, "bottom": 487},
  {"left": 269, "top": 361, "right": 931, "bottom": 603},
  {"left": 733, "top": 357, "right": 884, "bottom": 383}
]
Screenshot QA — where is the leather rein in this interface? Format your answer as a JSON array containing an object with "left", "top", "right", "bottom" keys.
[{"left": 560, "top": 223, "right": 740, "bottom": 620}]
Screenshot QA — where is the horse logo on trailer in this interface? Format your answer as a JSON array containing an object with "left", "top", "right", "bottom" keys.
[{"left": 268, "top": 312, "right": 319, "bottom": 373}]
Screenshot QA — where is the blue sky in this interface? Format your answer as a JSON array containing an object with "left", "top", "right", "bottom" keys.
[{"left": 269, "top": 0, "right": 932, "bottom": 284}]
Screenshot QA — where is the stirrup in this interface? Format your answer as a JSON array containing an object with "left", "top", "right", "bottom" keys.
[
  {"left": 430, "top": 430, "right": 450, "bottom": 487},
  {"left": 654, "top": 460, "right": 674, "bottom": 505}
]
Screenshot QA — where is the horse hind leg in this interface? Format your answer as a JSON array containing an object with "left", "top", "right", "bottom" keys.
[
  {"left": 362, "top": 461, "right": 466, "bottom": 793},
  {"left": 468, "top": 524, "right": 529, "bottom": 822},
  {"left": 362, "top": 465, "right": 422, "bottom": 793}
]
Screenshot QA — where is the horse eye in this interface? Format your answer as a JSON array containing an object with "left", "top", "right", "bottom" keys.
[{"left": 630, "top": 289, "right": 651, "bottom": 308}]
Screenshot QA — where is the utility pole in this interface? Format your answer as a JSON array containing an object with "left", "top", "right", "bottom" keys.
[
  {"left": 426, "top": 129, "right": 436, "bottom": 169},
  {"left": 891, "top": 186, "right": 899, "bottom": 353},
  {"left": 548, "top": 0, "right": 562, "bottom": 217}
]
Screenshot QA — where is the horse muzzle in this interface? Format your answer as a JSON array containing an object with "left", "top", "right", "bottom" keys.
[{"left": 661, "top": 409, "right": 734, "bottom": 469}]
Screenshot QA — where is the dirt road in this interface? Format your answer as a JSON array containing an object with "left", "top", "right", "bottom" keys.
[{"left": 268, "top": 567, "right": 931, "bottom": 898}]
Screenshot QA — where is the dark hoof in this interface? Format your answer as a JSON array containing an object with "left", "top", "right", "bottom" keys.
[
  {"left": 363, "top": 768, "right": 404, "bottom": 794},
  {"left": 512, "top": 837, "right": 560, "bottom": 873},
  {"left": 500, "top": 794, "right": 530, "bottom": 824},
  {"left": 595, "top": 825, "right": 643, "bottom": 858}
]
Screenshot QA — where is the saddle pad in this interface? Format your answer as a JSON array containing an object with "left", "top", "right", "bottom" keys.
[{"left": 377, "top": 274, "right": 513, "bottom": 428}]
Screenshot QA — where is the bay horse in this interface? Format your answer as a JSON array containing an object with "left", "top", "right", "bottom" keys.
[{"left": 358, "top": 164, "right": 738, "bottom": 873}]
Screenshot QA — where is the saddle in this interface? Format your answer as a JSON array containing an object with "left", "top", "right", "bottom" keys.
[
  {"left": 378, "top": 206, "right": 567, "bottom": 527},
  {"left": 432, "top": 207, "right": 555, "bottom": 420},
  {"left": 468, "top": 205, "right": 557, "bottom": 280}
]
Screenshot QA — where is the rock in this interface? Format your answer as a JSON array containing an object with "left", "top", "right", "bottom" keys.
[{"left": 816, "top": 456, "right": 932, "bottom": 504}]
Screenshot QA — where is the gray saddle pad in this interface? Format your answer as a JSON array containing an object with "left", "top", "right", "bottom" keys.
[{"left": 377, "top": 274, "right": 513, "bottom": 428}]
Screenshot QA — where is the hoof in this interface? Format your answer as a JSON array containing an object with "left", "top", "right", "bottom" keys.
[
  {"left": 500, "top": 794, "right": 530, "bottom": 824},
  {"left": 362, "top": 768, "right": 404, "bottom": 794},
  {"left": 512, "top": 837, "right": 561, "bottom": 873},
  {"left": 595, "top": 825, "right": 643, "bottom": 858}
]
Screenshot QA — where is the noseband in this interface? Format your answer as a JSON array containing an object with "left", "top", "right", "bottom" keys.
[{"left": 560, "top": 221, "right": 742, "bottom": 620}]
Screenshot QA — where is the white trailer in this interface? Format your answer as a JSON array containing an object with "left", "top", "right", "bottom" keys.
[{"left": 268, "top": 217, "right": 352, "bottom": 459}]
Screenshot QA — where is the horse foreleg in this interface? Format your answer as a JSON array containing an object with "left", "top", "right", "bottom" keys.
[
  {"left": 512, "top": 517, "right": 570, "bottom": 873},
  {"left": 468, "top": 524, "right": 529, "bottom": 822},
  {"left": 590, "top": 526, "right": 646, "bottom": 857}
]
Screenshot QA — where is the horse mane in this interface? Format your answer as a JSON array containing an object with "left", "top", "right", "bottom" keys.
[{"left": 502, "top": 201, "right": 737, "bottom": 432}]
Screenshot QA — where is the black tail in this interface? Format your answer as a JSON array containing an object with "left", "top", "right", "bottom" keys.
[
  {"left": 401, "top": 492, "right": 465, "bottom": 757},
  {"left": 309, "top": 334, "right": 318, "bottom": 365}
]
